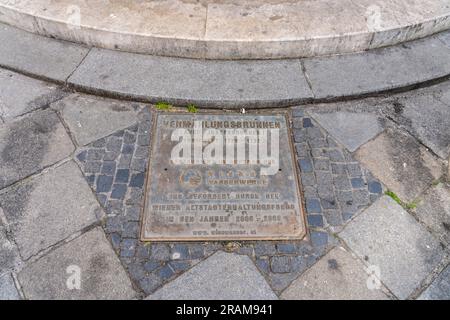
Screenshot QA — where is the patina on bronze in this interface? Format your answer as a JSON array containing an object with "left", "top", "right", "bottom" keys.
[{"left": 141, "top": 113, "right": 306, "bottom": 241}]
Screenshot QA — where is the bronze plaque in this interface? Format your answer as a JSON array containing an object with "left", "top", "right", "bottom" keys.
[{"left": 141, "top": 113, "right": 306, "bottom": 241}]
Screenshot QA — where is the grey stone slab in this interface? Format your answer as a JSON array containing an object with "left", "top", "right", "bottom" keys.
[
  {"left": 385, "top": 94, "right": 450, "bottom": 159},
  {"left": 438, "top": 30, "right": 450, "bottom": 49},
  {"left": 309, "top": 111, "right": 384, "bottom": 152},
  {"left": 0, "top": 69, "right": 66, "bottom": 122},
  {"left": 281, "top": 247, "right": 389, "bottom": 300},
  {"left": 68, "top": 48, "right": 313, "bottom": 108},
  {"left": 340, "top": 196, "right": 445, "bottom": 299},
  {"left": 18, "top": 228, "right": 136, "bottom": 300},
  {"left": 413, "top": 183, "right": 450, "bottom": 247},
  {"left": 355, "top": 128, "right": 443, "bottom": 203},
  {"left": 418, "top": 264, "right": 450, "bottom": 300},
  {"left": 147, "top": 251, "right": 278, "bottom": 300},
  {"left": 0, "top": 161, "right": 102, "bottom": 259},
  {"left": 0, "top": 23, "right": 89, "bottom": 82},
  {"left": 0, "top": 273, "right": 20, "bottom": 300},
  {"left": 303, "top": 36, "right": 450, "bottom": 99},
  {"left": 52, "top": 94, "right": 140, "bottom": 146},
  {"left": 0, "top": 226, "right": 19, "bottom": 274},
  {"left": 0, "top": 109, "right": 75, "bottom": 189}
]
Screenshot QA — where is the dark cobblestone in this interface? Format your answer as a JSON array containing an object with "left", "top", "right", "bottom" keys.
[
  {"left": 158, "top": 264, "right": 175, "bottom": 280},
  {"left": 277, "top": 243, "right": 297, "bottom": 254},
  {"left": 254, "top": 243, "right": 277, "bottom": 256},
  {"left": 298, "top": 158, "right": 313, "bottom": 173},
  {"left": 139, "top": 274, "right": 163, "bottom": 295},
  {"left": 307, "top": 214, "right": 324, "bottom": 227},
  {"left": 271, "top": 256, "right": 292, "bottom": 273},
  {"left": 144, "top": 261, "right": 161, "bottom": 273},
  {"left": 73, "top": 107, "right": 383, "bottom": 295},
  {"left": 169, "top": 261, "right": 192, "bottom": 273}
]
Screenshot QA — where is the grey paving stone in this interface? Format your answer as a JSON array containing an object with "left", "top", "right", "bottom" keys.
[
  {"left": 309, "top": 111, "right": 384, "bottom": 152},
  {"left": 340, "top": 196, "right": 445, "bottom": 299},
  {"left": 303, "top": 36, "right": 450, "bottom": 99},
  {"left": 0, "top": 23, "right": 89, "bottom": 82},
  {"left": 355, "top": 128, "right": 443, "bottom": 203},
  {"left": 0, "top": 69, "right": 66, "bottom": 122},
  {"left": 18, "top": 228, "right": 136, "bottom": 300},
  {"left": 0, "top": 273, "right": 20, "bottom": 300},
  {"left": 413, "top": 183, "right": 450, "bottom": 247},
  {"left": 52, "top": 94, "right": 140, "bottom": 146},
  {"left": 0, "top": 109, "right": 75, "bottom": 189},
  {"left": 438, "top": 31, "right": 450, "bottom": 49},
  {"left": 0, "top": 161, "right": 102, "bottom": 259},
  {"left": 68, "top": 48, "right": 313, "bottom": 108},
  {"left": 418, "top": 265, "right": 450, "bottom": 300},
  {"left": 281, "top": 247, "right": 389, "bottom": 300},
  {"left": 0, "top": 226, "right": 19, "bottom": 274},
  {"left": 385, "top": 95, "right": 450, "bottom": 159},
  {"left": 147, "top": 251, "right": 277, "bottom": 300}
]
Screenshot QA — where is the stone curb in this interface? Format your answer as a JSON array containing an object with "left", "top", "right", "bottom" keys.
[{"left": 0, "top": 23, "right": 449, "bottom": 109}]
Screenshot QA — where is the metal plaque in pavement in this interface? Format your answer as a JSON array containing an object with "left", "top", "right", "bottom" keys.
[{"left": 141, "top": 113, "right": 306, "bottom": 241}]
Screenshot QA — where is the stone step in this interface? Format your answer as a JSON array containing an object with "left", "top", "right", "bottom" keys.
[
  {"left": 0, "top": 0, "right": 449, "bottom": 59},
  {"left": 0, "top": 22, "right": 449, "bottom": 108}
]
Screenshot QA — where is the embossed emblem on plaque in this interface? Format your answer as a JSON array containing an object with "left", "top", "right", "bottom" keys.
[{"left": 141, "top": 113, "right": 306, "bottom": 241}]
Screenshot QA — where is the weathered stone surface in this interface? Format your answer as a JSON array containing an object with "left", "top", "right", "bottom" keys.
[
  {"left": 0, "top": 109, "right": 74, "bottom": 189},
  {"left": 340, "top": 196, "right": 445, "bottom": 299},
  {"left": 355, "top": 128, "right": 443, "bottom": 203},
  {"left": 147, "top": 251, "right": 277, "bottom": 300},
  {"left": 0, "top": 226, "right": 19, "bottom": 274},
  {"left": 68, "top": 48, "right": 313, "bottom": 108},
  {"left": 303, "top": 37, "right": 450, "bottom": 99},
  {"left": 0, "top": 69, "right": 66, "bottom": 122},
  {"left": 281, "top": 247, "right": 389, "bottom": 300},
  {"left": 0, "top": 161, "right": 102, "bottom": 259},
  {"left": 385, "top": 94, "right": 450, "bottom": 159},
  {"left": 142, "top": 114, "right": 306, "bottom": 241},
  {"left": 309, "top": 111, "right": 384, "bottom": 152},
  {"left": 0, "top": 273, "right": 20, "bottom": 300},
  {"left": 18, "top": 228, "right": 136, "bottom": 300},
  {"left": 0, "top": 0, "right": 448, "bottom": 59},
  {"left": 418, "top": 265, "right": 450, "bottom": 300},
  {"left": 53, "top": 94, "right": 140, "bottom": 146},
  {"left": 0, "top": 23, "right": 89, "bottom": 82},
  {"left": 413, "top": 183, "right": 450, "bottom": 246}
]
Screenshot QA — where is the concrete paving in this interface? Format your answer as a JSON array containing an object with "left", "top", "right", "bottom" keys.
[
  {"left": 413, "top": 183, "right": 450, "bottom": 246},
  {"left": 18, "top": 228, "right": 136, "bottom": 300},
  {"left": 281, "top": 247, "right": 390, "bottom": 300},
  {"left": 0, "top": 69, "right": 66, "bottom": 122},
  {"left": 0, "top": 109, "right": 75, "bottom": 189},
  {"left": 148, "top": 251, "right": 278, "bottom": 300},
  {"left": 0, "top": 161, "right": 103, "bottom": 259},
  {"left": 355, "top": 127, "right": 443, "bottom": 203},
  {"left": 0, "top": 273, "right": 20, "bottom": 300},
  {"left": 340, "top": 196, "right": 446, "bottom": 299},
  {"left": 52, "top": 94, "right": 141, "bottom": 146},
  {"left": 0, "top": 43, "right": 449, "bottom": 300}
]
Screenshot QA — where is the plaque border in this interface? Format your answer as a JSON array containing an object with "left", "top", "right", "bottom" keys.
[{"left": 140, "top": 111, "right": 307, "bottom": 242}]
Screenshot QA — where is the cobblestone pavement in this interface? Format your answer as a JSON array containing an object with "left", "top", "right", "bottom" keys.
[{"left": 0, "top": 67, "right": 449, "bottom": 300}]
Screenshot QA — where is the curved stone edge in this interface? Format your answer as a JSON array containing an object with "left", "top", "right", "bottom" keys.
[
  {"left": 0, "top": 1, "right": 449, "bottom": 60},
  {"left": 0, "top": 23, "right": 449, "bottom": 109}
]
